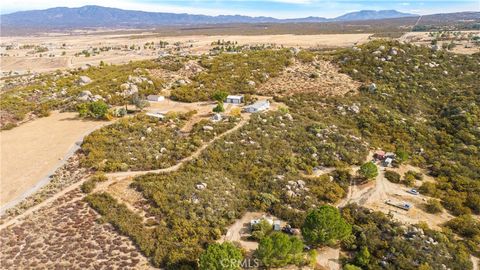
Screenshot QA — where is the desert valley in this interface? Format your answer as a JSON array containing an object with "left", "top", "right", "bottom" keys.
[{"left": 0, "top": 4, "right": 479, "bottom": 270}]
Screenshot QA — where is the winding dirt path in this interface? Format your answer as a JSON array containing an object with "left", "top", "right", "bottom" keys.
[
  {"left": 102, "top": 115, "right": 249, "bottom": 180},
  {"left": 1, "top": 115, "right": 250, "bottom": 231}
]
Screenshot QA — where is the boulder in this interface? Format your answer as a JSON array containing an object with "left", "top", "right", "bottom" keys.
[
  {"left": 349, "top": 104, "right": 360, "bottom": 114},
  {"left": 203, "top": 125, "right": 214, "bottom": 131},
  {"left": 78, "top": 76, "right": 92, "bottom": 85},
  {"left": 195, "top": 183, "right": 207, "bottom": 190}
]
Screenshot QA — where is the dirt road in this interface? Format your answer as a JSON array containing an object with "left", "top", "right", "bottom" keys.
[
  {"left": 316, "top": 247, "right": 340, "bottom": 270},
  {"left": 0, "top": 111, "right": 108, "bottom": 208},
  {"left": 219, "top": 211, "right": 264, "bottom": 251},
  {"left": 1, "top": 114, "right": 250, "bottom": 231},
  {"left": 103, "top": 115, "right": 249, "bottom": 180}
]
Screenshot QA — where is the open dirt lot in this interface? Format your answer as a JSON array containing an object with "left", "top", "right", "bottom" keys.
[
  {"left": 345, "top": 161, "right": 454, "bottom": 230},
  {"left": 1, "top": 33, "right": 372, "bottom": 74},
  {"left": 219, "top": 211, "right": 288, "bottom": 252},
  {"left": 0, "top": 111, "right": 107, "bottom": 208}
]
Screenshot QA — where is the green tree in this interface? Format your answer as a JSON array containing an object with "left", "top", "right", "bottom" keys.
[
  {"left": 301, "top": 205, "right": 352, "bottom": 246},
  {"left": 213, "top": 101, "right": 225, "bottom": 113},
  {"left": 199, "top": 242, "right": 243, "bottom": 270},
  {"left": 359, "top": 162, "right": 378, "bottom": 179},
  {"left": 355, "top": 246, "right": 370, "bottom": 267},
  {"left": 256, "top": 232, "right": 304, "bottom": 268},
  {"left": 212, "top": 91, "right": 229, "bottom": 102},
  {"left": 251, "top": 219, "right": 273, "bottom": 241}
]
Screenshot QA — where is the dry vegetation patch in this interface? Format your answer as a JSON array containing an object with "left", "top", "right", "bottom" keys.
[
  {"left": 0, "top": 189, "right": 153, "bottom": 269},
  {"left": 256, "top": 59, "right": 360, "bottom": 97}
]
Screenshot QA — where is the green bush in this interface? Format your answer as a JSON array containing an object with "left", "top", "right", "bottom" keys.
[
  {"left": 77, "top": 100, "right": 109, "bottom": 119},
  {"left": 425, "top": 199, "right": 443, "bottom": 214},
  {"left": 384, "top": 170, "right": 401, "bottom": 183}
]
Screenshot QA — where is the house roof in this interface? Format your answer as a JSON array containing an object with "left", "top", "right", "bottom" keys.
[
  {"left": 226, "top": 95, "right": 244, "bottom": 99},
  {"left": 245, "top": 100, "right": 270, "bottom": 110}
]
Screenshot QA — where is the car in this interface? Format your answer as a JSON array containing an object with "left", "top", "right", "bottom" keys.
[{"left": 407, "top": 189, "right": 419, "bottom": 195}]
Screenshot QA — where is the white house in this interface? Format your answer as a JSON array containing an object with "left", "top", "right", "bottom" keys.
[
  {"left": 225, "top": 95, "right": 244, "bottom": 104},
  {"left": 243, "top": 100, "right": 270, "bottom": 113},
  {"left": 147, "top": 95, "right": 165, "bottom": 102}
]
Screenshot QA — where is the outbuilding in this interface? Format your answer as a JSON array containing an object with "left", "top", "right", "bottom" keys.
[
  {"left": 225, "top": 95, "right": 244, "bottom": 104},
  {"left": 243, "top": 100, "right": 270, "bottom": 113},
  {"left": 146, "top": 112, "right": 165, "bottom": 120},
  {"left": 147, "top": 95, "right": 165, "bottom": 102}
]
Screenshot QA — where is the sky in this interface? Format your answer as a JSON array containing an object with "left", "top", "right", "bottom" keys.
[{"left": 1, "top": 0, "right": 479, "bottom": 18}]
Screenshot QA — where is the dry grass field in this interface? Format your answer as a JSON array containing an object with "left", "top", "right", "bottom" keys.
[
  {"left": 1, "top": 33, "right": 372, "bottom": 74},
  {"left": 0, "top": 111, "right": 107, "bottom": 207}
]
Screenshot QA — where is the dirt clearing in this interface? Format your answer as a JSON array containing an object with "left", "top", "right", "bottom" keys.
[
  {"left": 0, "top": 111, "right": 107, "bottom": 207},
  {"left": 256, "top": 60, "right": 360, "bottom": 97}
]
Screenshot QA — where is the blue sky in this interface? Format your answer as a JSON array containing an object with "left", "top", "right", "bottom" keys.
[{"left": 1, "top": 0, "right": 479, "bottom": 17}]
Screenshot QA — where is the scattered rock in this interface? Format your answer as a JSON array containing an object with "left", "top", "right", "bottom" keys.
[
  {"left": 78, "top": 76, "right": 92, "bottom": 86},
  {"left": 195, "top": 183, "right": 207, "bottom": 190}
]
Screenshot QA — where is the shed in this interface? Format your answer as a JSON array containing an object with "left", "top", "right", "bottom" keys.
[
  {"left": 146, "top": 112, "right": 165, "bottom": 120},
  {"left": 225, "top": 95, "right": 244, "bottom": 104},
  {"left": 385, "top": 152, "right": 396, "bottom": 158},
  {"left": 273, "top": 220, "right": 281, "bottom": 231},
  {"left": 374, "top": 150, "right": 385, "bottom": 160},
  {"left": 147, "top": 95, "right": 165, "bottom": 102},
  {"left": 243, "top": 100, "right": 270, "bottom": 113},
  {"left": 383, "top": 157, "right": 393, "bottom": 167}
]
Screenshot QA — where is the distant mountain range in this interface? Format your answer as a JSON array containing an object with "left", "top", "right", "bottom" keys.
[{"left": 0, "top": 5, "right": 418, "bottom": 29}]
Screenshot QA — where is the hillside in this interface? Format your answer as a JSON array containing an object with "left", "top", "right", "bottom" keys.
[{"left": 1, "top": 5, "right": 416, "bottom": 29}]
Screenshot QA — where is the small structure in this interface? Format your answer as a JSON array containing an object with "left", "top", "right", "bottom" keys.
[
  {"left": 385, "top": 152, "right": 396, "bottom": 158},
  {"left": 147, "top": 95, "right": 165, "bottom": 102},
  {"left": 225, "top": 95, "right": 244, "bottom": 104},
  {"left": 383, "top": 157, "right": 393, "bottom": 167},
  {"left": 250, "top": 216, "right": 273, "bottom": 229},
  {"left": 146, "top": 112, "right": 165, "bottom": 120},
  {"left": 211, "top": 113, "right": 222, "bottom": 122},
  {"left": 374, "top": 150, "right": 386, "bottom": 160},
  {"left": 273, "top": 220, "right": 281, "bottom": 231},
  {"left": 243, "top": 100, "right": 270, "bottom": 113}
]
